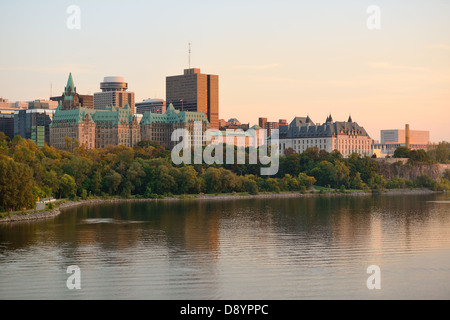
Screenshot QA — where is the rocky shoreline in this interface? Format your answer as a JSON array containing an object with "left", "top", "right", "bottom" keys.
[{"left": 0, "top": 188, "right": 440, "bottom": 224}]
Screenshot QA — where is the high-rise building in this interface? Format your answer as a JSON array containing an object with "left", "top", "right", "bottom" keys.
[
  {"left": 166, "top": 68, "right": 219, "bottom": 129},
  {"left": 135, "top": 99, "right": 166, "bottom": 115},
  {"left": 258, "top": 117, "right": 284, "bottom": 137},
  {"left": 0, "top": 113, "right": 14, "bottom": 139},
  {"left": 94, "top": 77, "right": 135, "bottom": 113},
  {"left": 14, "top": 108, "right": 55, "bottom": 148}
]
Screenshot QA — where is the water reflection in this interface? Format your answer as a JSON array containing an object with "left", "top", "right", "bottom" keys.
[{"left": 0, "top": 193, "right": 449, "bottom": 299}]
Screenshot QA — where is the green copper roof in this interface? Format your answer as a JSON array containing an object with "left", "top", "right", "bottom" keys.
[
  {"left": 141, "top": 103, "right": 209, "bottom": 125},
  {"left": 51, "top": 104, "right": 136, "bottom": 126},
  {"left": 65, "top": 72, "right": 75, "bottom": 95}
]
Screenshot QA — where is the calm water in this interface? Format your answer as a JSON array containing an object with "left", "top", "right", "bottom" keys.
[{"left": 0, "top": 193, "right": 449, "bottom": 300}]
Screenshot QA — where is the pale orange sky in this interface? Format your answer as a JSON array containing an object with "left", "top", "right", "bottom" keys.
[{"left": 0, "top": 0, "right": 449, "bottom": 142}]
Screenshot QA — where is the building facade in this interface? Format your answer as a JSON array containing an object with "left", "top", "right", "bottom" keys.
[
  {"left": 50, "top": 104, "right": 140, "bottom": 150},
  {"left": 140, "top": 104, "right": 210, "bottom": 150},
  {"left": 210, "top": 125, "right": 266, "bottom": 149},
  {"left": 372, "top": 125, "right": 431, "bottom": 158},
  {"left": 166, "top": 68, "right": 219, "bottom": 129},
  {"left": 94, "top": 77, "right": 135, "bottom": 113},
  {"left": 0, "top": 113, "right": 14, "bottom": 139},
  {"left": 50, "top": 74, "right": 140, "bottom": 150},
  {"left": 278, "top": 115, "right": 373, "bottom": 157},
  {"left": 14, "top": 108, "right": 55, "bottom": 148},
  {"left": 135, "top": 99, "right": 166, "bottom": 115}
]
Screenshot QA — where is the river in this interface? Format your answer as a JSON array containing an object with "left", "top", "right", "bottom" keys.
[{"left": 0, "top": 193, "right": 449, "bottom": 300}]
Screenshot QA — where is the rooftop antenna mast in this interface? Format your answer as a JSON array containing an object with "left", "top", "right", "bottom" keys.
[{"left": 189, "top": 42, "right": 192, "bottom": 69}]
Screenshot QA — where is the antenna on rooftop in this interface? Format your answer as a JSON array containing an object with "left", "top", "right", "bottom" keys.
[{"left": 189, "top": 42, "right": 192, "bottom": 69}]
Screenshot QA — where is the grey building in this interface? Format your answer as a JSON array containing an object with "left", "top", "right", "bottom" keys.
[
  {"left": 14, "top": 108, "right": 55, "bottom": 148},
  {"left": 135, "top": 99, "right": 166, "bottom": 115},
  {"left": 0, "top": 113, "right": 14, "bottom": 139}
]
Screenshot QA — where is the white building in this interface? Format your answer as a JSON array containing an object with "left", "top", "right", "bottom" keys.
[{"left": 278, "top": 115, "right": 373, "bottom": 157}]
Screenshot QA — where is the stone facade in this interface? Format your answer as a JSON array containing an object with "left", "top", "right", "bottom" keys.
[
  {"left": 140, "top": 104, "right": 210, "bottom": 150},
  {"left": 50, "top": 105, "right": 140, "bottom": 150},
  {"left": 279, "top": 115, "right": 373, "bottom": 158}
]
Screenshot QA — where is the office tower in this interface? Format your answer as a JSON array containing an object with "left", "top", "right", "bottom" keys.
[
  {"left": 0, "top": 113, "right": 14, "bottom": 139},
  {"left": 166, "top": 68, "right": 219, "bottom": 129},
  {"left": 135, "top": 99, "right": 166, "bottom": 115},
  {"left": 14, "top": 108, "right": 55, "bottom": 148},
  {"left": 94, "top": 77, "right": 135, "bottom": 113}
]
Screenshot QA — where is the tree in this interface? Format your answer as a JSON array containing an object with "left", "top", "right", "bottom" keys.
[
  {"left": 393, "top": 147, "right": 411, "bottom": 158},
  {"left": 58, "top": 174, "right": 76, "bottom": 199},
  {"left": 409, "top": 149, "right": 431, "bottom": 163},
  {"left": 310, "top": 160, "right": 336, "bottom": 187},
  {"left": 103, "top": 170, "right": 122, "bottom": 195},
  {"left": 0, "top": 158, "right": 36, "bottom": 211},
  {"left": 334, "top": 160, "right": 350, "bottom": 187},
  {"left": 298, "top": 173, "right": 316, "bottom": 188}
]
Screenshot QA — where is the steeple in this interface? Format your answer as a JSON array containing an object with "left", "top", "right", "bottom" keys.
[
  {"left": 348, "top": 115, "right": 353, "bottom": 123},
  {"left": 65, "top": 72, "right": 75, "bottom": 95},
  {"left": 328, "top": 114, "right": 333, "bottom": 122}
]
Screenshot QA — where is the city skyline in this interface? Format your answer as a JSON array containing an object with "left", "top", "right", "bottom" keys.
[{"left": 0, "top": 0, "right": 449, "bottom": 142}]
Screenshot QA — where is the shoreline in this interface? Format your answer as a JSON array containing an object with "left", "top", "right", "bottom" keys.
[{"left": 0, "top": 188, "right": 441, "bottom": 224}]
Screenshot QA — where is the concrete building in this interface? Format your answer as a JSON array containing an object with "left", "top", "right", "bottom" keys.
[
  {"left": 140, "top": 104, "right": 210, "bottom": 150},
  {"left": 0, "top": 98, "right": 28, "bottom": 114},
  {"left": 210, "top": 125, "right": 266, "bottom": 149},
  {"left": 166, "top": 68, "right": 219, "bottom": 129},
  {"left": 372, "top": 125, "right": 431, "bottom": 158},
  {"left": 219, "top": 118, "right": 250, "bottom": 131},
  {"left": 94, "top": 76, "right": 135, "bottom": 113},
  {"left": 135, "top": 99, "right": 166, "bottom": 115},
  {"left": 380, "top": 127, "right": 429, "bottom": 145},
  {"left": 28, "top": 100, "right": 59, "bottom": 110},
  {"left": 259, "top": 117, "right": 287, "bottom": 138},
  {"left": 278, "top": 115, "right": 373, "bottom": 158}
]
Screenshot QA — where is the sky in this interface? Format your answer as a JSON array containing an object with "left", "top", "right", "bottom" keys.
[{"left": 0, "top": 0, "right": 449, "bottom": 142}]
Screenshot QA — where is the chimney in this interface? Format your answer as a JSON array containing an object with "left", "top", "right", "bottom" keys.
[{"left": 405, "top": 124, "right": 410, "bottom": 149}]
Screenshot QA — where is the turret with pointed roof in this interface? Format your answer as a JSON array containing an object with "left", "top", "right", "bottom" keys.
[
  {"left": 60, "top": 72, "right": 82, "bottom": 111},
  {"left": 65, "top": 72, "right": 76, "bottom": 95}
]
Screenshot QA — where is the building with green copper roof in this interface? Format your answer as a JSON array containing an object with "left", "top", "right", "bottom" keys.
[
  {"left": 140, "top": 104, "right": 210, "bottom": 149},
  {"left": 50, "top": 103, "right": 140, "bottom": 150}
]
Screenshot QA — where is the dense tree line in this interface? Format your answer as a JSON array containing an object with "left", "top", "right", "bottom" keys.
[
  {"left": 0, "top": 131, "right": 449, "bottom": 212},
  {"left": 394, "top": 142, "right": 450, "bottom": 164}
]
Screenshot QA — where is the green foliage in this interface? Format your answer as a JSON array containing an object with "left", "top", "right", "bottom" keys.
[
  {"left": 428, "top": 142, "right": 450, "bottom": 164},
  {"left": 0, "top": 157, "right": 36, "bottom": 211},
  {"left": 393, "top": 146, "right": 411, "bottom": 159},
  {"left": 1, "top": 134, "right": 447, "bottom": 212}
]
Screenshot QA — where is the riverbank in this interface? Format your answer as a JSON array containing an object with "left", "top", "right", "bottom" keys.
[{"left": 0, "top": 188, "right": 440, "bottom": 224}]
